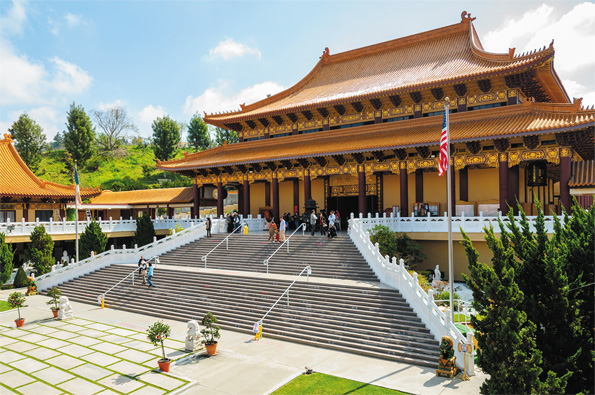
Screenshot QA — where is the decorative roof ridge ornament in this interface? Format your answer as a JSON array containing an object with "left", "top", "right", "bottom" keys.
[
  {"left": 2, "top": 133, "right": 12, "bottom": 142},
  {"left": 573, "top": 97, "right": 583, "bottom": 111},
  {"left": 320, "top": 47, "right": 330, "bottom": 60},
  {"left": 461, "top": 11, "right": 476, "bottom": 23},
  {"left": 508, "top": 48, "right": 515, "bottom": 59}
]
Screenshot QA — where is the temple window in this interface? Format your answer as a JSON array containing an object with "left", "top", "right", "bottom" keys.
[
  {"left": 383, "top": 115, "right": 414, "bottom": 123},
  {"left": 270, "top": 132, "right": 292, "bottom": 139},
  {"left": 300, "top": 128, "right": 322, "bottom": 134},
  {"left": 0, "top": 210, "right": 16, "bottom": 222},
  {"left": 468, "top": 102, "right": 506, "bottom": 111},
  {"left": 423, "top": 109, "right": 457, "bottom": 118},
  {"left": 245, "top": 136, "right": 265, "bottom": 142}
]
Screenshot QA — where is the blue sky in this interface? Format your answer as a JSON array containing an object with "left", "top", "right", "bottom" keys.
[{"left": 1, "top": 0, "right": 593, "bottom": 141}]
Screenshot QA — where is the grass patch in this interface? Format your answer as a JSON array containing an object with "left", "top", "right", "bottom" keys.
[
  {"left": 0, "top": 300, "right": 14, "bottom": 312},
  {"left": 272, "top": 373, "right": 409, "bottom": 395}
]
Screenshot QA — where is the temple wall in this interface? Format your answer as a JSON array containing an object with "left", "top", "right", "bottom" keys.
[
  {"left": 250, "top": 182, "right": 266, "bottom": 214},
  {"left": 468, "top": 167, "right": 499, "bottom": 203},
  {"left": 279, "top": 181, "right": 293, "bottom": 215},
  {"left": 383, "top": 174, "right": 400, "bottom": 211},
  {"left": 312, "top": 178, "right": 325, "bottom": 211}
]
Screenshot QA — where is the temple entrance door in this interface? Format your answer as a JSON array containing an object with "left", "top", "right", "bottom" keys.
[{"left": 327, "top": 196, "right": 377, "bottom": 227}]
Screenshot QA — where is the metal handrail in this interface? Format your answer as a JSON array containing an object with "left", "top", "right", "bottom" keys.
[
  {"left": 201, "top": 222, "right": 245, "bottom": 268},
  {"left": 263, "top": 222, "right": 306, "bottom": 274},
  {"left": 98, "top": 255, "right": 159, "bottom": 308},
  {"left": 257, "top": 265, "right": 312, "bottom": 328}
]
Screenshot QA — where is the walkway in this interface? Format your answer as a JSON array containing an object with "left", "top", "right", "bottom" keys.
[{"left": 0, "top": 288, "right": 487, "bottom": 395}]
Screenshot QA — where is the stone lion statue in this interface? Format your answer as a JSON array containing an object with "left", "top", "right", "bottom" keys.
[
  {"left": 185, "top": 320, "right": 202, "bottom": 352},
  {"left": 58, "top": 296, "right": 74, "bottom": 320},
  {"left": 439, "top": 336, "right": 454, "bottom": 359}
]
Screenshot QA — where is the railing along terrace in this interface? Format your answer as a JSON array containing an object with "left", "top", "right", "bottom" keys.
[
  {"left": 348, "top": 217, "right": 475, "bottom": 373},
  {"left": 201, "top": 222, "right": 246, "bottom": 268},
  {"left": 263, "top": 223, "right": 306, "bottom": 274},
  {"left": 350, "top": 211, "right": 557, "bottom": 234},
  {"left": 0, "top": 216, "right": 203, "bottom": 237}
]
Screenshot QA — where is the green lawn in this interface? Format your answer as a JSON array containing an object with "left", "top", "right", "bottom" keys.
[
  {"left": 0, "top": 300, "right": 14, "bottom": 312},
  {"left": 272, "top": 373, "right": 409, "bottom": 395}
]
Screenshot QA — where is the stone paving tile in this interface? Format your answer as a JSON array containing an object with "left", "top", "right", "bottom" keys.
[
  {"left": 90, "top": 342, "right": 126, "bottom": 354},
  {"left": 9, "top": 357, "right": 49, "bottom": 373},
  {"left": 37, "top": 338, "right": 70, "bottom": 349},
  {"left": 114, "top": 349, "right": 155, "bottom": 364},
  {"left": 14, "top": 380, "right": 63, "bottom": 395},
  {"left": 45, "top": 354, "right": 86, "bottom": 370},
  {"left": 95, "top": 389, "right": 121, "bottom": 395},
  {"left": 0, "top": 328, "right": 26, "bottom": 338},
  {"left": 129, "top": 384, "right": 166, "bottom": 395},
  {"left": 148, "top": 347, "right": 181, "bottom": 358},
  {"left": 69, "top": 335, "right": 104, "bottom": 347},
  {"left": 0, "top": 350, "right": 27, "bottom": 363},
  {"left": 48, "top": 329, "right": 80, "bottom": 340},
  {"left": 0, "top": 363, "right": 11, "bottom": 374},
  {"left": 0, "top": 369, "right": 36, "bottom": 388},
  {"left": 81, "top": 351, "right": 121, "bottom": 366},
  {"left": 128, "top": 333, "right": 149, "bottom": 342},
  {"left": 18, "top": 332, "right": 50, "bottom": 344},
  {"left": 3, "top": 340, "right": 40, "bottom": 353},
  {"left": 86, "top": 323, "right": 115, "bottom": 331},
  {"left": 58, "top": 377, "right": 105, "bottom": 395},
  {"left": 58, "top": 343, "right": 95, "bottom": 357},
  {"left": 0, "top": 336, "right": 18, "bottom": 347},
  {"left": 106, "top": 360, "right": 150, "bottom": 377},
  {"left": 138, "top": 371, "right": 186, "bottom": 391},
  {"left": 31, "top": 366, "right": 75, "bottom": 385},
  {"left": 106, "top": 328, "right": 137, "bottom": 337},
  {"left": 121, "top": 340, "right": 155, "bottom": 352},
  {"left": 99, "top": 334, "right": 132, "bottom": 344},
  {"left": 26, "top": 325, "right": 59, "bottom": 335},
  {"left": 98, "top": 373, "right": 145, "bottom": 394},
  {"left": 23, "top": 346, "right": 60, "bottom": 361},
  {"left": 67, "top": 318, "right": 91, "bottom": 326},
  {"left": 71, "top": 363, "right": 113, "bottom": 381},
  {"left": 78, "top": 328, "right": 106, "bottom": 337},
  {"left": 58, "top": 323, "right": 88, "bottom": 332},
  {"left": 42, "top": 320, "right": 71, "bottom": 327}
]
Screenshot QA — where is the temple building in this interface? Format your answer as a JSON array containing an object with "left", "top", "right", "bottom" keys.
[{"left": 157, "top": 12, "right": 594, "bottom": 226}]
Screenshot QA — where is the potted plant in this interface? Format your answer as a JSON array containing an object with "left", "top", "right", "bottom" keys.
[
  {"left": 201, "top": 312, "right": 220, "bottom": 356},
  {"left": 46, "top": 286, "right": 61, "bottom": 318},
  {"left": 8, "top": 292, "right": 26, "bottom": 327},
  {"left": 147, "top": 321, "right": 172, "bottom": 372}
]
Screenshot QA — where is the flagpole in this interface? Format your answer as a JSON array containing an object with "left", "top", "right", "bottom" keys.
[
  {"left": 75, "top": 162, "right": 79, "bottom": 264},
  {"left": 445, "top": 98, "right": 454, "bottom": 325}
]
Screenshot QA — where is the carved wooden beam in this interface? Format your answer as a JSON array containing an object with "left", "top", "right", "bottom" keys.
[
  {"left": 389, "top": 95, "right": 402, "bottom": 107},
  {"left": 352, "top": 153, "right": 365, "bottom": 164},
  {"left": 286, "top": 113, "right": 298, "bottom": 123},
  {"left": 258, "top": 118, "right": 269, "bottom": 127},
  {"left": 393, "top": 149, "right": 407, "bottom": 161},
  {"left": 351, "top": 101, "right": 363, "bottom": 113},
  {"left": 505, "top": 70, "right": 549, "bottom": 102},
  {"left": 246, "top": 120, "right": 257, "bottom": 129},
  {"left": 478, "top": 79, "right": 492, "bottom": 93},
  {"left": 466, "top": 141, "right": 482, "bottom": 155},
  {"left": 332, "top": 154, "right": 346, "bottom": 166},
  {"left": 317, "top": 108, "right": 329, "bottom": 118},
  {"left": 272, "top": 115, "right": 284, "bottom": 125},
  {"left": 301, "top": 111, "right": 313, "bottom": 121},
  {"left": 333, "top": 105, "right": 346, "bottom": 116},
  {"left": 409, "top": 91, "right": 423, "bottom": 104},
  {"left": 431, "top": 87, "right": 444, "bottom": 101},
  {"left": 370, "top": 98, "right": 382, "bottom": 110},
  {"left": 416, "top": 146, "right": 431, "bottom": 159},
  {"left": 494, "top": 138, "right": 509, "bottom": 152},
  {"left": 454, "top": 83, "right": 467, "bottom": 97}
]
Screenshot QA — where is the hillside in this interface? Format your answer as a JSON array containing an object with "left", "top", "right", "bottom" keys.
[{"left": 36, "top": 145, "right": 191, "bottom": 192}]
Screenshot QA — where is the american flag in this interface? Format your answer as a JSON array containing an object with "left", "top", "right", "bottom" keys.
[
  {"left": 438, "top": 108, "right": 449, "bottom": 177},
  {"left": 74, "top": 165, "right": 82, "bottom": 205}
]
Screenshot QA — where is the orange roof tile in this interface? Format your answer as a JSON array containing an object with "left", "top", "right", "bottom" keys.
[
  {"left": 90, "top": 187, "right": 194, "bottom": 205},
  {"left": 159, "top": 102, "right": 595, "bottom": 171},
  {"left": 569, "top": 160, "right": 594, "bottom": 188},
  {"left": 205, "top": 14, "right": 566, "bottom": 125},
  {"left": 0, "top": 135, "right": 101, "bottom": 199}
]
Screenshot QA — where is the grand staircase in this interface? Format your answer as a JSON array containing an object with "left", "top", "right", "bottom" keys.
[{"left": 49, "top": 233, "right": 440, "bottom": 367}]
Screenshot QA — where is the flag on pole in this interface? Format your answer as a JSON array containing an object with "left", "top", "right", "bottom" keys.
[
  {"left": 438, "top": 108, "right": 449, "bottom": 177},
  {"left": 74, "top": 165, "right": 82, "bottom": 205}
]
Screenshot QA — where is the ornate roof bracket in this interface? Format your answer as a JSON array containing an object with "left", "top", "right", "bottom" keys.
[
  {"left": 212, "top": 168, "right": 222, "bottom": 177},
  {"left": 301, "top": 110, "right": 314, "bottom": 121},
  {"left": 351, "top": 101, "right": 364, "bottom": 113},
  {"left": 394, "top": 149, "right": 407, "bottom": 161},
  {"left": 389, "top": 95, "right": 402, "bottom": 107},
  {"left": 332, "top": 154, "right": 346, "bottom": 166},
  {"left": 352, "top": 153, "right": 366, "bottom": 164},
  {"left": 282, "top": 160, "right": 294, "bottom": 170},
  {"left": 258, "top": 118, "right": 269, "bottom": 127},
  {"left": 265, "top": 161, "right": 278, "bottom": 171},
  {"left": 317, "top": 108, "right": 329, "bottom": 118},
  {"left": 223, "top": 166, "right": 234, "bottom": 175},
  {"left": 313, "top": 156, "right": 327, "bottom": 167},
  {"left": 272, "top": 115, "right": 284, "bottom": 125},
  {"left": 416, "top": 146, "right": 431, "bottom": 159},
  {"left": 505, "top": 70, "right": 549, "bottom": 102},
  {"left": 454, "top": 83, "right": 468, "bottom": 97},
  {"left": 523, "top": 135, "right": 540, "bottom": 150},
  {"left": 372, "top": 151, "right": 385, "bottom": 161},
  {"left": 409, "top": 91, "right": 423, "bottom": 104},
  {"left": 494, "top": 138, "right": 510, "bottom": 152},
  {"left": 286, "top": 113, "right": 298, "bottom": 122},
  {"left": 370, "top": 98, "right": 383, "bottom": 110},
  {"left": 466, "top": 141, "right": 482, "bottom": 155},
  {"left": 478, "top": 79, "right": 492, "bottom": 93},
  {"left": 297, "top": 158, "right": 311, "bottom": 168},
  {"left": 224, "top": 123, "right": 244, "bottom": 132},
  {"left": 197, "top": 169, "right": 209, "bottom": 177},
  {"left": 334, "top": 105, "right": 346, "bottom": 116},
  {"left": 246, "top": 120, "right": 257, "bottom": 129},
  {"left": 431, "top": 88, "right": 445, "bottom": 101},
  {"left": 237, "top": 165, "right": 248, "bottom": 174}
]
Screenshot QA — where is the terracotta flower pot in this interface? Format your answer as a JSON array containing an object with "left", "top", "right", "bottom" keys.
[
  {"left": 52, "top": 309, "right": 59, "bottom": 318},
  {"left": 15, "top": 318, "right": 25, "bottom": 328},
  {"left": 205, "top": 342, "right": 218, "bottom": 356},
  {"left": 158, "top": 358, "right": 171, "bottom": 372}
]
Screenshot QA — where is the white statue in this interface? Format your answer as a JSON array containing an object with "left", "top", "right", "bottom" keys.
[
  {"left": 434, "top": 265, "right": 441, "bottom": 282},
  {"left": 61, "top": 251, "right": 70, "bottom": 264},
  {"left": 58, "top": 296, "right": 74, "bottom": 320},
  {"left": 185, "top": 320, "right": 202, "bottom": 352}
]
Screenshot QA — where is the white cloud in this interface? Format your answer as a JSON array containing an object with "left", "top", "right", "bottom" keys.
[
  {"left": 0, "top": 0, "right": 27, "bottom": 36},
  {"left": 136, "top": 105, "right": 167, "bottom": 137},
  {"left": 484, "top": 2, "right": 595, "bottom": 105},
  {"left": 28, "top": 106, "right": 61, "bottom": 138},
  {"left": 48, "top": 11, "right": 85, "bottom": 35},
  {"left": 0, "top": 41, "right": 45, "bottom": 105},
  {"left": 208, "top": 38, "right": 262, "bottom": 61},
  {"left": 50, "top": 57, "right": 93, "bottom": 95},
  {"left": 65, "top": 13, "right": 82, "bottom": 28},
  {"left": 563, "top": 79, "right": 595, "bottom": 107},
  {"left": 97, "top": 100, "right": 125, "bottom": 111},
  {"left": 183, "top": 80, "right": 286, "bottom": 116}
]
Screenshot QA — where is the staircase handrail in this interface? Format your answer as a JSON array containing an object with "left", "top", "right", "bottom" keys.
[
  {"left": 98, "top": 255, "right": 160, "bottom": 306},
  {"left": 201, "top": 223, "right": 245, "bottom": 268},
  {"left": 257, "top": 265, "right": 312, "bottom": 326},
  {"left": 263, "top": 222, "right": 306, "bottom": 274}
]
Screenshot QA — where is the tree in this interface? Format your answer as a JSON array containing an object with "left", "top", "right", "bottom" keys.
[
  {"left": 151, "top": 116, "right": 180, "bottom": 161},
  {"left": 63, "top": 102, "right": 96, "bottom": 166},
  {"left": 8, "top": 114, "right": 46, "bottom": 172},
  {"left": 213, "top": 126, "right": 238, "bottom": 146},
  {"left": 0, "top": 233, "right": 14, "bottom": 285},
  {"left": 13, "top": 267, "right": 28, "bottom": 288},
  {"left": 52, "top": 132, "right": 64, "bottom": 150},
  {"left": 93, "top": 106, "right": 137, "bottom": 151},
  {"left": 133, "top": 213, "right": 155, "bottom": 247},
  {"left": 461, "top": 201, "right": 593, "bottom": 394},
  {"left": 80, "top": 221, "right": 108, "bottom": 259},
  {"left": 368, "top": 225, "right": 426, "bottom": 269},
  {"left": 25, "top": 225, "right": 55, "bottom": 276},
  {"left": 187, "top": 113, "right": 210, "bottom": 152}
]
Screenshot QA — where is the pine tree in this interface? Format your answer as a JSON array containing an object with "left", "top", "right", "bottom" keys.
[
  {"left": 187, "top": 113, "right": 210, "bottom": 152},
  {"left": 80, "top": 221, "right": 108, "bottom": 259},
  {"left": 151, "top": 116, "right": 181, "bottom": 161},
  {"left": 133, "top": 213, "right": 155, "bottom": 247},
  {"left": 0, "top": 233, "right": 14, "bottom": 285},
  {"left": 213, "top": 127, "right": 238, "bottom": 146},
  {"left": 25, "top": 225, "right": 55, "bottom": 275},
  {"left": 13, "top": 266, "right": 28, "bottom": 288},
  {"left": 63, "top": 102, "right": 96, "bottom": 167},
  {"left": 9, "top": 113, "right": 47, "bottom": 172}
]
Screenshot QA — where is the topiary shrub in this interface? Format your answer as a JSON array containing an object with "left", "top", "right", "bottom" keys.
[
  {"left": 66, "top": 208, "right": 76, "bottom": 221},
  {"left": 13, "top": 267, "right": 28, "bottom": 288},
  {"left": 0, "top": 232, "right": 14, "bottom": 285},
  {"left": 25, "top": 225, "right": 54, "bottom": 275},
  {"left": 368, "top": 225, "right": 426, "bottom": 269},
  {"left": 133, "top": 212, "right": 155, "bottom": 247},
  {"left": 80, "top": 221, "right": 108, "bottom": 259}
]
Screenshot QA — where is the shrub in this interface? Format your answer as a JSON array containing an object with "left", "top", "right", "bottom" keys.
[
  {"left": 66, "top": 208, "right": 76, "bottom": 221},
  {"left": 25, "top": 225, "right": 54, "bottom": 275},
  {"left": 46, "top": 286, "right": 62, "bottom": 311},
  {"left": 13, "top": 267, "right": 28, "bottom": 288},
  {"left": 0, "top": 232, "right": 14, "bottom": 285},
  {"left": 201, "top": 312, "right": 220, "bottom": 345},
  {"left": 133, "top": 213, "right": 155, "bottom": 247},
  {"left": 368, "top": 225, "right": 426, "bottom": 269},
  {"left": 147, "top": 321, "right": 171, "bottom": 361},
  {"left": 8, "top": 291, "right": 26, "bottom": 320},
  {"left": 80, "top": 221, "right": 108, "bottom": 259}
]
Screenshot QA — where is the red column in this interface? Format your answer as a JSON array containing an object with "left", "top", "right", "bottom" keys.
[
  {"left": 272, "top": 172, "right": 279, "bottom": 221},
  {"left": 499, "top": 153, "right": 509, "bottom": 215},
  {"left": 400, "top": 162, "right": 408, "bottom": 216},
  {"left": 560, "top": 148, "right": 572, "bottom": 212},
  {"left": 293, "top": 179, "right": 299, "bottom": 213},
  {"left": 358, "top": 165, "right": 366, "bottom": 215},
  {"left": 193, "top": 182, "right": 200, "bottom": 218},
  {"left": 451, "top": 166, "right": 456, "bottom": 214},
  {"left": 304, "top": 170, "right": 311, "bottom": 201},
  {"left": 217, "top": 181, "right": 224, "bottom": 217},
  {"left": 508, "top": 165, "right": 519, "bottom": 214},
  {"left": 265, "top": 181, "right": 271, "bottom": 207},
  {"left": 415, "top": 169, "right": 423, "bottom": 203},
  {"left": 243, "top": 177, "right": 250, "bottom": 217}
]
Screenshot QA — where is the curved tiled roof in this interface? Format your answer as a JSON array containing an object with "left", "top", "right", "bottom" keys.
[
  {"left": 0, "top": 135, "right": 101, "bottom": 199},
  {"left": 159, "top": 102, "right": 595, "bottom": 171},
  {"left": 569, "top": 160, "right": 594, "bottom": 188},
  {"left": 90, "top": 187, "right": 194, "bottom": 205},
  {"left": 205, "top": 14, "right": 565, "bottom": 125}
]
